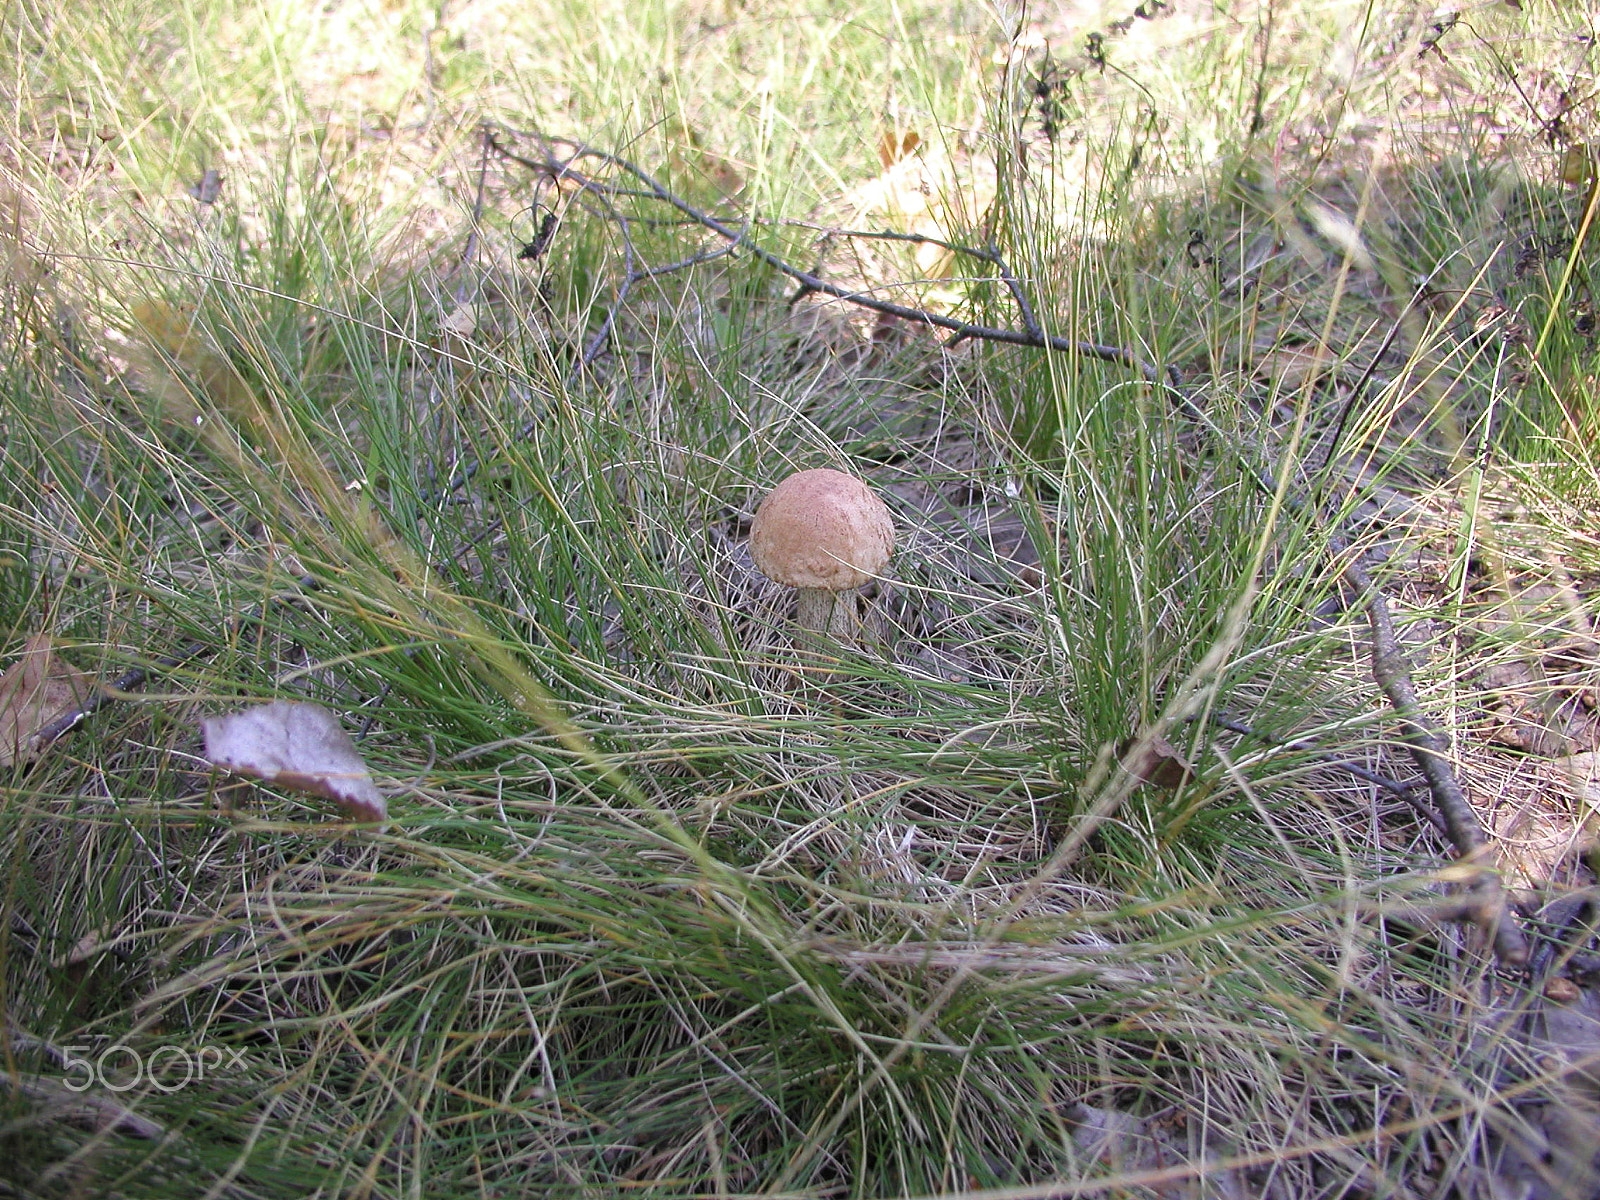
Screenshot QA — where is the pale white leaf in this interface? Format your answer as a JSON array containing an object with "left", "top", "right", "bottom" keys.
[
  {"left": 201, "top": 701, "right": 386, "bottom": 825},
  {"left": 440, "top": 302, "right": 478, "bottom": 340}
]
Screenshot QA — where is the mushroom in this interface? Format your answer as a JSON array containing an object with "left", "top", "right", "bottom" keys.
[{"left": 749, "top": 468, "right": 895, "bottom": 641}]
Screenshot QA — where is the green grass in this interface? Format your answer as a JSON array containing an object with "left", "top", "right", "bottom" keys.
[{"left": 2, "top": 0, "right": 1599, "bottom": 1196}]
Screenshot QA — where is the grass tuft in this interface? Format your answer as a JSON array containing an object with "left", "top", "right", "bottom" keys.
[{"left": 3, "top": 0, "right": 1599, "bottom": 1196}]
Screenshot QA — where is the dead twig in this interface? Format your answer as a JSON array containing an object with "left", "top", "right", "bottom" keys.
[
  {"left": 450, "top": 125, "right": 494, "bottom": 308},
  {"left": 1, "top": 1019, "right": 164, "bottom": 1138},
  {"left": 1342, "top": 551, "right": 1528, "bottom": 966},
  {"left": 33, "top": 581, "right": 318, "bottom": 750},
  {"left": 1207, "top": 713, "right": 1448, "bottom": 833},
  {"left": 487, "top": 130, "right": 1174, "bottom": 384}
]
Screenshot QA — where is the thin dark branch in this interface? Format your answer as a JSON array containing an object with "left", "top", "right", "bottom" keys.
[
  {"left": 743, "top": 223, "right": 1045, "bottom": 339},
  {"left": 777, "top": 223, "right": 1003, "bottom": 254},
  {"left": 637, "top": 226, "right": 749, "bottom": 279},
  {"left": 1313, "top": 274, "right": 1433, "bottom": 479},
  {"left": 33, "top": 662, "right": 153, "bottom": 746},
  {"left": 33, "top": 576, "right": 322, "bottom": 751},
  {"left": 988, "top": 243, "right": 1045, "bottom": 343},
  {"left": 453, "top": 125, "right": 493, "bottom": 305},
  {"left": 1207, "top": 714, "right": 1448, "bottom": 834},
  {"left": 488, "top": 132, "right": 1165, "bottom": 382}
]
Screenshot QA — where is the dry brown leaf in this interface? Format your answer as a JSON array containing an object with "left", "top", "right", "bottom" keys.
[
  {"left": 876, "top": 128, "right": 921, "bottom": 169},
  {"left": 0, "top": 635, "right": 98, "bottom": 767},
  {"left": 1117, "top": 732, "right": 1197, "bottom": 790},
  {"left": 201, "top": 701, "right": 386, "bottom": 825}
]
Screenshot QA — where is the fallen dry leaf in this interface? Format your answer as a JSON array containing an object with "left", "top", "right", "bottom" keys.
[
  {"left": 201, "top": 700, "right": 386, "bottom": 825},
  {"left": 0, "top": 635, "right": 98, "bottom": 767},
  {"left": 877, "top": 128, "right": 921, "bottom": 169},
  {"left": 1118, "top": 732, "right": 1197, "bottom": 790}
]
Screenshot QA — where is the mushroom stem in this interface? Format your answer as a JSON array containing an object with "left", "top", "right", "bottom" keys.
[{"left": 794, "top": 587, "right": 858, "bottom": 640}]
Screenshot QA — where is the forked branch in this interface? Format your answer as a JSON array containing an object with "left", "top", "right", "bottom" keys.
[{"left": 486, "top": 130, "right": 1177, "bottom": 384}]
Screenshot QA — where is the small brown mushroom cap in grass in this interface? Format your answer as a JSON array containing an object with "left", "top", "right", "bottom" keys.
[{"left": 749, "top": 468, "right": 895, "bottom": 640}]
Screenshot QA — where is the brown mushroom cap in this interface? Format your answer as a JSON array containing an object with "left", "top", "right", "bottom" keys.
[{"left": 750, "top": 469, "right": 895, "bottom": 590}]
